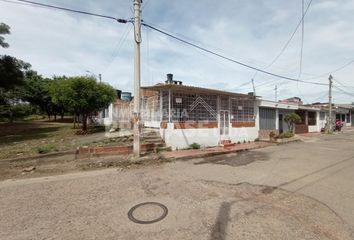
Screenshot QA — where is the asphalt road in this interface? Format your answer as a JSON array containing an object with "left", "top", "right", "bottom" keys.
[{"left": 1, "top": 130, "right": 354, "bottom": 239}]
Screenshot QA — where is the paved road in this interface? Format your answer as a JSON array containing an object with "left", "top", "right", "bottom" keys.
[{"left": 1, "top": 130, "right": 354, "bottom": 239}]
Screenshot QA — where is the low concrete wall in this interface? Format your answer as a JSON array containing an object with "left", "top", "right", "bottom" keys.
[
  {"left": 258, "top": 129, "right": 279, "bottom": 140},
  {"left": 144, "top": 121, "right": 161, "bottom": 128},
  {"left": 229, "top": 127, "right": 258, "bottom": 143},
  {"left": 309, "top": 125, "right": 320, "bottom": 133},
  {"left": 160, "top": 123, "right": 258, "bottom": 150},
  {"left": 160, "top": 124, "right": 219, "bottom": 150}
]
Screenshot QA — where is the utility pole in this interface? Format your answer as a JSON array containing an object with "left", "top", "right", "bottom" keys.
[
  {"left": 328, "top": 75, "right": 333, "bottom": 132},
  {"left": 251, "top": 78, "right": 256, "bottom": 96},
  {"left": 275, "top": 85, "right": 278, "bottom": 102},
  {"left": 133, "top": 0, "right": 142, "bottom": 157},
  {"left": 98, "top": 73, "right": 102, "bottom": 83}
]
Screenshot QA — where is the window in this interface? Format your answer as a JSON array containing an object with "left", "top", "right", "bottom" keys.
[
  {"left": 346, "top": 114, "right": 350, "bottom": 123},
  {"left": 169, "top": 92, "right": 217, "bottom": 122},
  {"left": 231, "top": 98, "right": 255, "bottom": 122},
  {"left": 319, "top": 112, "right": 325, "bottom": 120}
]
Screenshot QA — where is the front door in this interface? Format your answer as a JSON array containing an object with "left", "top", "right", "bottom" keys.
[
  {"left": 279, "top": 114, "right": 283, "bottom": 134},
  {"left": 220, "top": 110, "right": 229, "bottom": 138}
]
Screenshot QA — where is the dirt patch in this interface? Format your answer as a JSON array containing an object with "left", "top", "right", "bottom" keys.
[
  {"left": 0, "top": 153, "right": 170, "bottom": 181},
  {"left": 194, "top": 150, "right": 269, "bottom": 167}
]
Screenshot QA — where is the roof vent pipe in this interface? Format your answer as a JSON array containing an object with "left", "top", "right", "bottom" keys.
[{"left": 167, "top": 73, "right": 173, "bottom": 83}]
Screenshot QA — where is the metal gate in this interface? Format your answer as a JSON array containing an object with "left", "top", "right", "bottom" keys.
[{"left": 219, "top": 110, "right": 229, "bottom": 137}]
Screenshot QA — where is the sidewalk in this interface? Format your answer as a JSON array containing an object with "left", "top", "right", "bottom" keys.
[{"left": 161, "top": 142, "right": 272, "bottom": 160}]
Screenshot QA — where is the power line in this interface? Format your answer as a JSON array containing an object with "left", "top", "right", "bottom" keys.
[
  {"left": 303, "top": 60, "right": 354, "bottom": 80},
  {"left": 333, "top": 85, "right": 354, "bottom": 98},
  {"left": 8, "top": 0, "right": 128, "bottom": 23},
  {"left": 142, "top": 23, "right": 327, "bottom": 86},
  {"left": 267, "top": 0, "right": 314, "bottom": 69}
]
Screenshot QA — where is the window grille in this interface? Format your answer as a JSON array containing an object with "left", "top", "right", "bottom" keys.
[
  {"left": 308, "top": 112, "right": 317, "bottom": 126},
  {"left": 231, "top": 98, "right": 255, "bottom": 122}
]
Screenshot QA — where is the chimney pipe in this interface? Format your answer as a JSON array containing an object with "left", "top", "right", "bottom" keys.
[{"left": 167, "top": 73, "right": 173, "bottom": 83}]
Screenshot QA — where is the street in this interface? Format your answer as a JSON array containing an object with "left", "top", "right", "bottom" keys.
[{"left": 1, "top": 130, "right": 354, "bottom": 239}]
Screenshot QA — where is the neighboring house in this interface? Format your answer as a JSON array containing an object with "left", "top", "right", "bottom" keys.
[
  {"left": 311, "top": 103, "right": 353, "bottom": 129},
  {"left": 257, "top": 99, "right": 298, "bottom": 139},
  {"left": 141, "top": 74, "right": 258, "bottom": 149},
  {"left": 96, "top": 90, "right": 133, "bottom": 129},
  {"left": 295, "top": 105, "right": 321, "bottom": 133}
]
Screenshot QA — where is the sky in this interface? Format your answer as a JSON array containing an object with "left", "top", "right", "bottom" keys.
[{"left": 1, "top": 0, "right": 354, "bottom": 104}]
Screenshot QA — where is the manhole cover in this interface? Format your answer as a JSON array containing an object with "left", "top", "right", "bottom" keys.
[{"left": 128, "top": 202, "right": 168, "bottom": 224}]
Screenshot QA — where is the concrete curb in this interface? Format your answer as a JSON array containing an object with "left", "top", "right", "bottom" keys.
[{"left": 164, "top": 144, "right": 273, "bottom": 161}]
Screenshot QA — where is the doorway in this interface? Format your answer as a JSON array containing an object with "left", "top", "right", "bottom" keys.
[
  {"left": 279, "top": 114, "right": 283, "bottom": 134},
  {"left": 219, "top": 110, "right": 229, "bottom": 138}
]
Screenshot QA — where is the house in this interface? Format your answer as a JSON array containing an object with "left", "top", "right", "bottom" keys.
[
  {"left": 311, "top": 102, "right": 354, "bottom": 129},
  {"left": 257, "top": 99, "right": 298, "bottom": 139},
  {"left": 96, "top": 90, "right": 133, "bottom": 129},
  {"left": 140, "top": 74, "right": 258, "bottom": 149}
]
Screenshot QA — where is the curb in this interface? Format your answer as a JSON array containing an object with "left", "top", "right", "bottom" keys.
[{"left": 164, "top": 144, "right": 272, "bottom": 161}]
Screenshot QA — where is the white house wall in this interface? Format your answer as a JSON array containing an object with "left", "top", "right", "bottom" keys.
[{"left": 160, "top": 123, "right": 219, "bottom": 150}]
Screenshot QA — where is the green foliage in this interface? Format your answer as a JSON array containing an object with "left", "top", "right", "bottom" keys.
[
  {"left": 284, "top": 112, "right": 301, "bottom": 133},
  {"left": 36, "top": 144, "right": 59, "bottom": 154},
  {"left": 254, "top": 138, "right": 260, "bottom": 142},
  {"left": 0, "top": 22, "right": 10, "bottom": 48},
  {"left": 0, "top": 55, "right": 31, "bottom": 90},
  {"left": 190, "top": 142, "right": 201, "bottom": 149},
  {"left": 53, "top": 76, "right": 116, "bottom": 131},
  {"left": 278, "top": 131, "right": 294, "bottom": 139}
]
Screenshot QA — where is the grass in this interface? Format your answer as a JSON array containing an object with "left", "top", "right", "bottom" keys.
[{"left": 0, "top": 120, "right": 130, "bottom": 160}]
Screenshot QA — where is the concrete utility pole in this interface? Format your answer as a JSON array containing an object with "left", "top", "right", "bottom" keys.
[
  {"left": 251, "top": 78, "right": 256, "bottom": 96},
  {"left": 328, "top": 75, "right": 333, "bottom": 132},
  {"left": 133, "top": 0, "right": 142, "bottom": 157}
]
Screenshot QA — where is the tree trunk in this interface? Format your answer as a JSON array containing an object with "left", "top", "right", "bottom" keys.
[
  {"left": 82, "top": 114, "right": 88, "bottom": 131},
  {"left": 61, "top": 113, "right": 64, "bottom": 120},
  {"left": 54, "top": 114, "right": 57, "bottom": 121}
]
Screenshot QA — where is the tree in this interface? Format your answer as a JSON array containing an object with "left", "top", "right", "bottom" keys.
[
  {"left": 284, "top": 112, "right": 301, "bottom": 133},
  {"left": 53, "top": 76, "right": 116, "bottom": 131},
  {"left": 22, "top": 71, "right": 56, "bottom": 119},
  {"left": 0, "top": 23, "right": 10, "bottom": 48},
  {"left": 0, "top": 55, "right": 31, "bottom": 90}
]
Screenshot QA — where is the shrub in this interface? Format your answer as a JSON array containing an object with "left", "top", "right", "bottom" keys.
[
  {"left": 284, "top": 112, "right": 301, "bottom": 133},
  {"left": 190, "top": 142, "right": 201, "bottom": 149},
  {"left": 254, "top": 138, "right": 260, "bottom": 142},
  {"left": 269, "top": 131, "right": 276, "bottom": 139},
  {"left": 36, "top": 144, "right": 59, "bottom": 154},
  {"left": 237, "top": 141, "right": 241, "bottom": 144},
  {"left": 278, "top": 131, "right": 294, "bottom": 139}
]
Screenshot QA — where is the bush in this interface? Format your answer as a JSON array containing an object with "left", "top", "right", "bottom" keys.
[
  {"left": 36, "top": 144, "right": 59, "bottom": 154},
  {"left": 254, "top": 138, "right": 260, "bottom": 142},
  {"left": 278, "top": 131, "right": 294, "bottom": 139},
  {"left": 269, "top": 131, "right": 276, "bottom": 139},
  {"left": 190, "top": 142, "right": 201, "bottom": 149}
]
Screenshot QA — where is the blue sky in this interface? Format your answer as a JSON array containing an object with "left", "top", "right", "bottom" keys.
[{"left": 1, "top": 0, "right": 354, "bottom": 103}]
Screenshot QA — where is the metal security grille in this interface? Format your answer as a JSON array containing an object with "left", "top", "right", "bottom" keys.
[
  {"left": 162, "top": 91, "right": 169, "bottom": 121},
  {"left": 141, "top": 94, "right": 160, "bottom": 122},
  {"left": 171, "top": 92, "right": 217, "bottom": 122},
  {"left": 259, "top": 107, "right": 276, "bottom": 129},
  {"left": 231, "top": 98, "right": 255, "bottom": 122}
]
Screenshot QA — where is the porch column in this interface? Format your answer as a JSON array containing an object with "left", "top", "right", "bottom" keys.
[
  {"left": 159, "top": 90, "right": 163, "bottom": 121},
  {"left": 168, "top": 88, "right": 171, "bottom": 123},
  {"left": 275, "top": 109, "right": 279, "bottom": 130}
]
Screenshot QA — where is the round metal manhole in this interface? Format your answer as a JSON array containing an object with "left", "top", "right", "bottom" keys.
[{"left": 128, "top": 202, "right": 168, "bottom": 224}]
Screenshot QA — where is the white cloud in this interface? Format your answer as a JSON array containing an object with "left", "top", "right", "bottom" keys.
[{"left": 1, "top": 0, "right": 354, "bottom": 103}]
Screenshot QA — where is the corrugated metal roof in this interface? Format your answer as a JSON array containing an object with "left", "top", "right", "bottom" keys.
[{"left": 141, "top": 83, "right": 254, "bottom": 99}]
